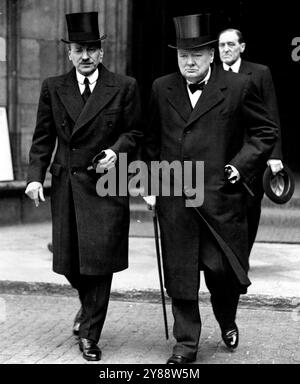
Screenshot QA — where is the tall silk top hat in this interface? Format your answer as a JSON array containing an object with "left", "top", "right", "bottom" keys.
[
  {"left": 169, "top": 13, "right": 218, "bottom": 49},
  {"left": 61, "top": 12, "right": 106, "bottom": 44}
]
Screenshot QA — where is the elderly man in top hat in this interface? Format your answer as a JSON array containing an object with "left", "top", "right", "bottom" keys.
[
  {"left": 25, "top": 12, "right": 142, "bottom": 361},
  {"left": 218, "top": 28, "right": 283, "bottom": 252},
  {"left": 143, "top": 14, "right": 278, "bottom": 364}
]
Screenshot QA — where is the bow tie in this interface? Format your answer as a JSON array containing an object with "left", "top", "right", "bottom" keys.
[{"left": 188, "top": 81, "right": 206, "bottom": 94}]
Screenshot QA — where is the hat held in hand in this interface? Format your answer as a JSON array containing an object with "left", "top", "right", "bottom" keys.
[{"left": 263, "top": 165, "right": 295, "bottom": 204}]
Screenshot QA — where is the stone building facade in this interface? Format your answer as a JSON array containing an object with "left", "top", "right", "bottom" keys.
[
  {"left": 0, "top": 0, "right": 130, "bottom": 224},
  {"left": 0, "top": 0, "right": 299, "bottom": 224},
  {"left": 0, "top": 0, "right": 129, "bottom": 181}
]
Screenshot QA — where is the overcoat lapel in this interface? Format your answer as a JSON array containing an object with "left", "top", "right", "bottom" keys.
[
  {"left": 56, "top": 68, "right": 84, "bottom": 124},
  {"left": 73, "top": 66, "right": 120, "bottom": 135},
  {"left": 56, "top": 66, "right": 120, "bottom": 136},
  {"left": 186, "top": 66, "right": 226, "bottom": 127},
  {"left": 166, "top": 74, "right": 192, "bottom": 122},
  {"left": 239, "top": 60, "right": 252, "bottom": 75}
]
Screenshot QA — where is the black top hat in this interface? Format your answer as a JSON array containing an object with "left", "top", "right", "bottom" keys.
[
  {"left": 263, "top": 165, "right": 295, "bottom": 204},
  {"left": 169, "top": 14, "right": 218, "bottom": 50},
  {"left": 61, "top": 12, "right": 106, "bottom": 44}
]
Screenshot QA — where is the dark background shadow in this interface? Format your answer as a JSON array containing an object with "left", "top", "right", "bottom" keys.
[{"left": 129, "top": 0, "right": 300, "bottom": 173}]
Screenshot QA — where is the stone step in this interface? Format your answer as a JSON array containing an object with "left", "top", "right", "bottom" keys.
[
  {"left": 130, "top": 192, "right": 300, "bottom": 208},
  {"left": 130, "top": 196, "right": 300, "bottom": 222},
  {"left": 129, "top": 195, "right": 300, "bottom": 243},
  {"left": 259, "top": 207, "right": 300, "bottom": 226}
]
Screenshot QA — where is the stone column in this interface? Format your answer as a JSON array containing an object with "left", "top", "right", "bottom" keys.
[{"left": 0, "top": 0, "right": 7, "bottom": 107}]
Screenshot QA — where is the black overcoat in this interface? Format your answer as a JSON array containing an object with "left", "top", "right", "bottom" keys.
[
  {"left": 239, "top": 60, "right": 282, "bottom": 160},
  {"left": 27, "top": 65, "right": 142, "bottom": 276},
  {"left": 143, "top": 66, "right": 278, "bottom": 299}
]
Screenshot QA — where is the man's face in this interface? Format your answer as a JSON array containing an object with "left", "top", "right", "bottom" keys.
[
  {"left": 218, "top": 31, "right": 245, "bottom": 66},
  {"left": 177, "top": 47, "right": 214, "bottom": 83},
  {"left": 68, "top": 43, "right": 103, "bottom": 76}
]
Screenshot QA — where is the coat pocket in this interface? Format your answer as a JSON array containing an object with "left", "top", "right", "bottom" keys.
[
  {"left": 104, "top": 108, "right": 122, "bottom": 129},
  {"left": 104, "top": 108, "right": 122, "bottom": 115},
  {"left": 49, "top": 163, "right": 63, "bottom": 177}
]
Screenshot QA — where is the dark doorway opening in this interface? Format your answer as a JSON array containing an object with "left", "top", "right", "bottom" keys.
[
  {"left": 130, "top": 0, "right": 242, "bottom": 106},
  {"left": 129, "top": 0, "right": 300, "bottom": 172}
]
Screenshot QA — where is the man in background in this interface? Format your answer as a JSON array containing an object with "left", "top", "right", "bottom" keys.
[{"left": 218, "top": 28, "right": 283, "bottom": 251}]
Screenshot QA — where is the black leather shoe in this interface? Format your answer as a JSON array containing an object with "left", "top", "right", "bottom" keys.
[
  {"left": 167, "top": 354, "right": 196, "bottom": 364},
  {"left": 73, "top": 307, "right": 83, "bottom": 336},
  {"left": 79, "top": 338, "right": 101, "bottom": 361},
  {"left": 222, "top": 323, "right": 239, "bottom": 349}
]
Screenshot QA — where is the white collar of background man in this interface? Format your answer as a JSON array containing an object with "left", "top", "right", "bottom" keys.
[{"left": 223, "top": 57, "right": 242, "bottom": 73}]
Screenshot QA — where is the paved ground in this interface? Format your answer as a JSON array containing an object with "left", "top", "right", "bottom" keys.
[
  {"left": 0, "top": 221, "right": 299, "bottom": 365},
  {"left": 0, "top": 294, "right": 299, "bottom": 365},
  {"left": 0, "top": 222, "right": 299, "bottom": 298}
]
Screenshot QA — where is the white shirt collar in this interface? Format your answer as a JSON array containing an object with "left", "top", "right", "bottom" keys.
[
  {"left": 223, "top": 57, "right": 242, "bottom": 73},
  {"left": 76, "top": 68, "right": 99, "bottom": 85},
  {"left": 187, "top": 65, "right": 212, "bottom": 86}
]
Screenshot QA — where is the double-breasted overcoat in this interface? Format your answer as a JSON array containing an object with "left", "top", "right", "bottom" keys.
[
  {"left": 27, "top": 65, "right": 142, "bottom": 276},
  {"left": 143, "top": 66, "right": 278, "bottom": 299}
]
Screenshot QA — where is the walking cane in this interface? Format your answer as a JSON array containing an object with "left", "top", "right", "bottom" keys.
[{"left": 152, "top": 205, "right": 169, "bottom": 340}]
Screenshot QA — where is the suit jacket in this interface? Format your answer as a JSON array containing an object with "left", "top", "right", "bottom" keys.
[
  {"left": 143, "top": 65, "right": 278, "bottom": 299},
  {"left": 239, "top": 60, "right": 282, "bottom": 160},
  {"left": 27, "top": 65, "right": 142, "bottom": 276}
]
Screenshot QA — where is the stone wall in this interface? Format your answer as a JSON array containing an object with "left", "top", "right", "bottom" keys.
[
  {"left": 0, "top": 0, "right": 7, "bottom": 107},
  {"left": 6, "top": 0, "right": 129, "bottom": 180}
]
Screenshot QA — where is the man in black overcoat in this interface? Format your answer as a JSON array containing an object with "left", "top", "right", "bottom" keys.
[
  {"left": 25, "top": 12, "right": 142, "bottom": 361},
  {"left": 143, "top": 14, "right": 278, "bottom": 364},
  {"left": 218, "top": 28, "right": 283, "bottom": 251}
]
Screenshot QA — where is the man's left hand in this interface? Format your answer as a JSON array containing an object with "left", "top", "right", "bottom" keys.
[
  {"left": 225, "top": 164, "right": 240, "bottom": 184},
  {"left": 267, "top": 159, "right": 284, "bottom": 175},
  {"left": 96, "top": 149, "right": 117, "bottom": 171}
]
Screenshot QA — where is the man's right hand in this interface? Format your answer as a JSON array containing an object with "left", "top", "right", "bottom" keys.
[
  {"left": 25, "top": 182, "right": 45, "bottom": 207},
  {"left": 143, "top": 196, "right": 156, "bottom": 210}
]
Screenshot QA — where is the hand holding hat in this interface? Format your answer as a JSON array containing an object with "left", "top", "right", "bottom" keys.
[{"left": 263, "top": 164, "right": 295, "bottom": 204}]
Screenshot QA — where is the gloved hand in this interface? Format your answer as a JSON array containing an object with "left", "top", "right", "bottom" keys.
[
  {"left": 96, "top": 149, "right": 117, "bottom": 171},
  {"left": 143, "top": 195, "right": 156, "bottom": 210},
  {"left": 25, "top": 182, "right": 45, "bottom": 207},
  {"left": 224, "top": 164, "right": 240, "bottom": 184},
  {"left": 267, "top": 159, "right": 284, "bottom": 175}
]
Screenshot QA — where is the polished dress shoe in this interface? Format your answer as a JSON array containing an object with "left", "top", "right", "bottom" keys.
[
  {"left": 167, "top": 354, "right": 196, "bottom": 364},
  {"left": 222, "top": 323, "right": 239, "bottom": 349},
  {"left": 79, "top": 338, "right": 101, "bottom": 361},
  {"left": 73, "top": 307, "right": 83, "bottom": 336}
]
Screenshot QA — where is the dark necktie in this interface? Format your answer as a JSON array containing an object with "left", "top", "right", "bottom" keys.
[
  {"left": 188, "top": 81, "right": 206, "bottom": 94},
  {"left": 82, "top": 77, "right": 91, "bottom": 104},
  {"left": 228, "top": 67, "right": 233, "bottom": 72}
]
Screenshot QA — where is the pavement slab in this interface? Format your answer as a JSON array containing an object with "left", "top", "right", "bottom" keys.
[
  {"left": 0, "top": 294, "right": 299, "bottom": 365},
  {"left": 0, "top": 222, "right": 299, "bottom": 299},
  {"left": 0, "top": 221, "right": 300, "bottom": 365}
]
